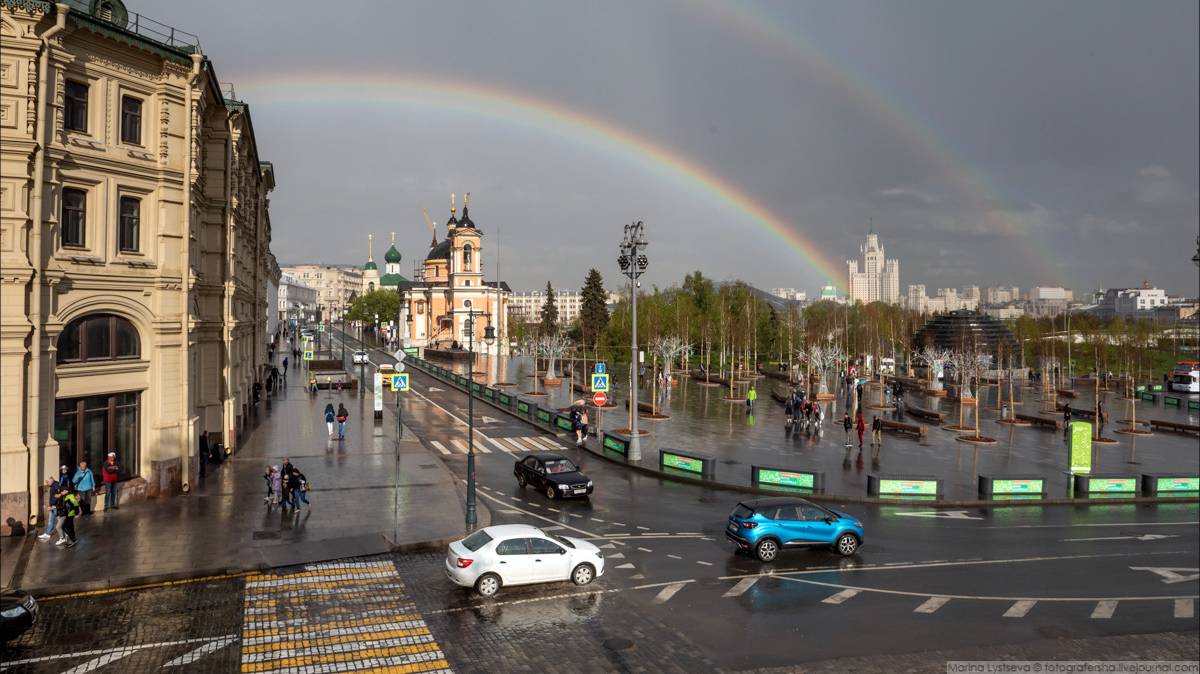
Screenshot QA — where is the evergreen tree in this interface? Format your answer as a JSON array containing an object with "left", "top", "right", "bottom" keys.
[
  {"left": 579, "top": 269, "right": 609, "bottom": 349},
  {"left": 539, "top": 281, "right": 559, "bottom": 333}
]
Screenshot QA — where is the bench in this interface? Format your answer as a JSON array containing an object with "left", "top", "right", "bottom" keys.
[
  {"left": 906, "top": 406, "right": 944, "bottom": 422},
  {"left": 1015, "top": 413, "right": 1061, "bottom": 430},
  {"left": 1058, "top": 404, "right": 1095, "bottom": 419},
  {"left": 1148, "top": 419, "right": 1200, "bottom": 436},
  {"left": 880, "top": 419, "right": 927, "bottom": 438}
]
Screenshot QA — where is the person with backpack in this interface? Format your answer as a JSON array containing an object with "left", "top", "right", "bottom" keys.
[
  {"left": 102, "top": 452, "right": 122, "bottom": 510},
  {"left": 336, "top": 403, "right": 349, "bottom": 439},
  {"left": 72, "top": 460, "right": 96, "bottom": 515},
  {"left": 746, "top": 385, "right": 757, "bottom": 413},
  {"left": 38, "top": 476, "right": 61, "bottom": 542},
  {"left": 57, "top": 487, "right": 80, "bottom": 547},
  {"left": 324, "top": 403, "right": 336, "bottom": 437},
  {"left": 842, "top": 413, "right": 853, "bottom": 447}
]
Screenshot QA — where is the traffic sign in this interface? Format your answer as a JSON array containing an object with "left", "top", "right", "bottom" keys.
[
  {"left": 303, "top": 349, "right": 313, "bottom": 361},
  {"left": 594, "top": 362, "right": 606, "bottom": 374},
  {"left": 591, "top": 373, "right": 610, "bottom": 393},
  {"left": 592, "top": 391, "right": 608, "bottom": 406},
  {"left": 391, "top": 373, "right": 409, "bottom": 392}
]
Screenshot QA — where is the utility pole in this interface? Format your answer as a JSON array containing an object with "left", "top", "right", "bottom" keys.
[{"left": 618, "top": 222, "right": 649, "bottom": 460}]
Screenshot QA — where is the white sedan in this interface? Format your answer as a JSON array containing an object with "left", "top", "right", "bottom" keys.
[
  {"left": 445, "top": 524, "right": 604, "bottom": 597},
  {"left": 352, "top": 350, "right": 369, "bottom": 364}
]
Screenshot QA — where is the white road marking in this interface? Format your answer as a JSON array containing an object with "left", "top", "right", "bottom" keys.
[
  {"left": 0, "top": 635, "right": 239, "bottom": 668},
  {"left": 641, "top": 532, "right": 670, "bottom": 536},
  {"left": 637, "top": 526, "right": 650, "bottom": 531},
  {"left": 668, "top": 554, "right": 682, "bottom": 560},
  {"left": 161, "top": 636, "right": 238, "bottom": 668},
  {"left": 599, "top": 543, "right": 617, "bottom": 549},
  {"left": 637, "top": 547, "right": 653, "bottom": 553},
  {"left": 505, "top": 438, "right": 532, "bottom": 452},
  {"left": 1063, "top": 534, "right": 1178, "bottom": 542},
  {"left": 631, "top": 574, "right": 646, "bottom": 580},
  {"left": 986, "top": 520, "right": 1200, "bottom": 530},
  {"left": 1091, "top": 600, "right": 1118, "bottom": 619},
  {"left": 914, "top": 596, "right": 950, "bottom": 614},
  {"left": 821, "top": 589, "right": 860, "bottom": 604},
  {"left": 451, "top": 438, "right": 490, "bottom": 453},
  {"left": 896, "top": 510, "right": 983, "bottom": 520},
  {"left": 547, "top": 507, "right": 560, "bottom": 512},
  {"left": 60, "top": 651, "right": 137, "bottom": 674},
  {"left": 591, "top": 517, "right": 606, "bottom": 523},
  {"left": 615, "top": 563, "right": 635, "bottom": 569},
  {"left": 652, "top": 582, "right": 687, "bottom": 604},
  {"left": 569, "top": 513, "right": 583, "bottom": 518},
  {"left": 542, "top": 526, "right": 565, "bottom": 531},
  {"left": 1175, "top": 599, "right": 1195, "bottom": 618},
  {"left": 429, "top": 440, "right": 451, "bottom": 455},
  {"left": 407, "top": 386, "right": 513, "bottom": 456},
  {"left": 499, "top": 509, "right": 522, "bottom": 515},
  {"left": 696, "top": 561, "right": 713, "bottom": 566},
  {"left": 480, "top": 415, "right": 502, "bottom": 424},
  {"left": 607, "top": 553, "right": 625, "bottom": 559},
  {"left": 467, "top": 482, "right": 604, "bottom": 539},
  {"left": 723, "top": 577, "right": 759, "bottom": 598},
  {"left": 486, "top": 437, "right": 509, "bottom": 453},
  {"left": 611, "top": 522, "right": 626, "bottom": 527},
  {"left": 1004, "top": 600, "right": 1037, "bottom": 618},
  {"left": 1129, "top": 566, "right": 1200, "bottom": 584}
]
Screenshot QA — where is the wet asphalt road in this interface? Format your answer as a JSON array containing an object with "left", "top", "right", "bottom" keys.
[{"left": 389, "top": 352, "right": 1199, "bottom": 670}]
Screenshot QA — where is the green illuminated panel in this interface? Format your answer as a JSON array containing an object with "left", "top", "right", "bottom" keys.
[
  {"left": 555, "top": 416, "right": 574, "bottom": 431},
  {"left": 662, "top": 453, "right": 705, "bottom": 474},
  {"left": 756, "top": 469, "right": 815, "bottom": 489},
  {"left": 517, "top": 401, "right": 530, "bottom": 414},
  {"left": 1088, "top": 477, "right": 1136, "bottom": 493},
  {"left": 536, "top": 409, "right": 552, "bottom": 423},
  {"left": 878, "top": 479, "right": 938, "bottom": 495},
  {"left": 603, "top": 435, "right": 627, "bottom": 454},
  {"left": 1156, "top": 476, "right": 1199, "bottom": 492},
  {"left": 991, "top": 479, "right": 1044, "bottom": 495},
  {"left": 499, "top": 394, "right": 511, "bottom": 405},
  {"left": 1069, "top": 422, "right": 1092, "bottom": 473},
  {"left": 471, "top": 382, "right": 482, "bottom": 392},
  {"left": 484, "top": 388, "right": 495, "bottom": 398}
]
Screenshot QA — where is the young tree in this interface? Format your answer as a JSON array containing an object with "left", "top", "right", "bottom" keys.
[
  {"left": 346, "top": 289, "right": 401, "bottom": 326},
  {"left": 579, "top": 269, "right": 609, "bottom": 353},
  {"left": 539, "top": 282, "right": 559, "bottom": 334},
  {"left": 538, "top": 331, "right": 571, "bottom": 380}
]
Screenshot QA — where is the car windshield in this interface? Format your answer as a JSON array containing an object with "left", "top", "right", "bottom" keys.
[
  {"left": 460, "top": 530, "right": 493, "bottom": 552},
  {"left": 732, "top": 504, "right": 755, "bottom": 519},
  {"left": 544, "top": 459, "right": 578, "bottom": 474},
  {"left": 542, "top": 530, "right": 576, "bottom": 548}
]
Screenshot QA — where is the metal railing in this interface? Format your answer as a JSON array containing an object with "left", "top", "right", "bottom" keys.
[{"left": 63, "top": 0, "right": 201, "bottom": 52}]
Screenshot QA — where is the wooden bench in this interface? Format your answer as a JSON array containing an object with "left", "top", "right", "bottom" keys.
[
  {"left": 1058, "top": 404, "right": 1095, "bottom": 419},
  {"left": 906, "top": 406, "right": 944, "bottom": 423},
  {"left": 1149, "top": 419, "right": 1200, "bottom": 436},
  {"left": 1016, "top": 413, "right": 1061, "bottom": 430},
  {"left": 880, "top": 419, "right": 927, "bottom": 438},
  {"left": 1057, "top": 388, "right": 1078, "bottom": 398}
]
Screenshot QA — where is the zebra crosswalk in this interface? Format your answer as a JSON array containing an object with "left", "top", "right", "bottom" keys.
[{"left": 427, "top": 435, "right": 566, "bottom": 455}]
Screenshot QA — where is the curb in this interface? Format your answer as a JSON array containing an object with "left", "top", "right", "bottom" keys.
[{"left": 405, "top": 357, "right": 1200, "bottom": 510}]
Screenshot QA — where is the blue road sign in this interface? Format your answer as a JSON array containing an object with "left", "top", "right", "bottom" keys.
[
  {"left": 594, "top": 362, "right": 607, "bottom": 374},
  {"left": 391, "top": 373, "right": 410, "bottom": 392},
  {"left": 591, "top": 373, "right": 610, "bottom": 393}
]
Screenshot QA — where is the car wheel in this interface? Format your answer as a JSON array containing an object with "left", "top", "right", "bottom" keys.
[
  {"left": 835, "top": 533, "right": 859, "bottom": 557},
  {"left": 516, "top": 473, "right": 527, "bottom": 488},
  {"left": 571, "top": 563, "right": 595, "bottom": 586},
  {"left": 545, "top": 485, "right": 557, "bottom": 500},
  {"left": 475, "top": 573, "right": 501, "bottom": 597},
  {"left": 755, "top": 538, "right": 779, "bottom": 562}
]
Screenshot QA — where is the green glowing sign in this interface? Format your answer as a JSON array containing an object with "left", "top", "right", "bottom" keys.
[
  {"left": 756, "top": 469, "right": 815, "bottom": 489},
  {"left": 878, "top": 479, "right": 939, "bottom": 495},
  {"left": 662, "top": 453, "right": 704, "bottom": 474},
  {"left": 603, "top": 435, "right": 627, "bottom": 454},
  {"left": 555, "top": 416, "right": 574, "bottom": 431},
  {"left": 1088, "top": 477, "right": 1137, "bottom": 493},
  {"left": 990, "top": 478, "right": 1044, "bottom": 495},
  {"left": 499, "top": 394, "right": 511, "bottom": 405},
  {"left": 517, "top": 401, "right": 530, "bottom": 414},
  {"left": 1069, "top": 422, "right": 1092, "bottom": 474},
  {"left": 1156, "top": 476, "right": 1199, "bottom": 492},
  {"left": 536, "top": 409, "right": 552, "bottom": 423},
  {"left": 1151, "top": 384, "right": 1164, "bottom": 392},
  {"left": 483, "top": 386, "right": 494, "bottom": 398}
]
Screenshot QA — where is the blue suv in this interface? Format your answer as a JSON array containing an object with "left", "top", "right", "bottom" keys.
[{"left": 726, "top": 497, "right": 864, "bottom": 562}]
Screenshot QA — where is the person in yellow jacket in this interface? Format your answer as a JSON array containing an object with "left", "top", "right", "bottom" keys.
[
  {"left": 57, "top": 488, "right": 81, "bottom": 548},
  {"left": 746, "top": 386, "right": 757, "bottom": 413}
]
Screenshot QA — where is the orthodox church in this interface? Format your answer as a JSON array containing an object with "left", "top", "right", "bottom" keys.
[{"left": 361, "top": 233, "right": 407, "bottom": 293}]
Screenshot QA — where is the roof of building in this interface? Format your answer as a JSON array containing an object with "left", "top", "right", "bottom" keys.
[
  {"left": 426, "top": 239, "right": 452, "bottom": 261},
  {"left": 483, "top": 281, "right": 512, "bottom": 292},
  {"left": 380, "top": 273, "right": 409, "bottom": 286},
  {"left": 458, "top": 205, "right": 475, "bottom": 229},
  {"left": 363, "top": 261, "right": 377, "bottom": 271},
  {"left": 383, "top": 244, "right": 402, "bottom": 264}
]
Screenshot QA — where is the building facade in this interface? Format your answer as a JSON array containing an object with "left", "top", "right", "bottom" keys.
[
  {"left": 396, "top": 195, "right": 509, "bottom": 356},
  {"left": 360, "top": 232, "right": 407, "bottom": 294},
  {"left": 769, "top": 288, "right": 807, "bottom": 302},
  {"left": 1, "top": 0, "right": 277, "bottom": 532},
  {"left": 280, "top": 264, "right": 362, "bottom": 320},
  {"left": 277, "top": 274, "right": 317, "bottom": 323},
  {"left": 847, "top": 229, "right": 900, "bottom": 304}
]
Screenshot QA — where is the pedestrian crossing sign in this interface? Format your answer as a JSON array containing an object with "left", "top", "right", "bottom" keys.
[
  {"left": 591, "top": 372, "right": 610, "bottom": 393},
  {"left": 303, "top": 349, "right": 313, "bottom": 361},
  {"left": 391, "top": 373, "right": 409, "bottom": 392}
]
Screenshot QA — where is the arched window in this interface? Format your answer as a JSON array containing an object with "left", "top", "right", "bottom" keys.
[
  {"left": 57, "top": 313, "right": 140, "bottom": 363},
  {"left": 462, "top": 243, "right": 473, "bottom": 270}
]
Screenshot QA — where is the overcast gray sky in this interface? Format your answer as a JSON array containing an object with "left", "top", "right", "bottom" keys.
[{"left": 152, "top": 0, "right": 1197, "bottom": 297}]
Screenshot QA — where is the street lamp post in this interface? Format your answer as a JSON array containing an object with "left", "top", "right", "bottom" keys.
[
  {"left": 464, "top": 310, "right": 496, "bottom": 527},
  {"left": 618, "top": 221, "right": 649, "bottom": 461}
]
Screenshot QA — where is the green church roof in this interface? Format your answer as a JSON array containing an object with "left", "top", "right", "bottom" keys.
[
  {"left": 383, "top": 244, "right": 402, "bottom": 264},
  {"left": 380, "top": 273, "right": 409, "bottom": 286},
  {"left": 363, "top": 260, "right": 377, "bottom": 270}
]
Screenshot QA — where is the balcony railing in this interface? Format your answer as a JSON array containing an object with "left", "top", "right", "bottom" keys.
[{"left": 63, "top": 0, "right": 201, "bottom": 53}]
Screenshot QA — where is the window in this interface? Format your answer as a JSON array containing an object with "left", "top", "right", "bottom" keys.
[
  {"left": 65, "top": 80, "right": 88, "bottom": 132},
  {"left": 462, "top": 243, "right": 473, "bottom": 269},
  {"left": 54, "top": 391, "right": 139, "bottom": 478},
  {"left": 770, "top": 506, "right": 801, "bottom": 521},
  {"left": 528, "top": 538, "right": 564, "bottom": 555},
  {"left": 118, "top": 196, "right": 140, "bottom": 252},
  {"left": 416, "top": 301, "right": 425, "bottom": 315},
  {"left": 797, "top": 505, "right": 829, "bottom": 522},
  {"left": 61, "top": 188, "right": 86, "bottom": 247},
  {"left": 544, "top": 458, "right": 578, "bottom": 474},
  {"left": 460, "top": 529, "right": 493, "bottom": 552},
  {"left": 120, "top": 96, "right": 142, "bottom": 144},
  {"left": 57, "top": 314, "right": 140, "bottom": 363},
  {"left": 495, "top": 539, "right": 530, "bottom": 555}
]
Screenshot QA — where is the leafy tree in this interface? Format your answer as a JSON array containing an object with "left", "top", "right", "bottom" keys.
[
  {"left": 579, "top": 269, "right": 610, "bottom": 350},
  {"left": 539, "top": 282, "right": 559, "bottom": 333},
  {"left": 346, "top": 289, "right": 401, "bottom": 326}
]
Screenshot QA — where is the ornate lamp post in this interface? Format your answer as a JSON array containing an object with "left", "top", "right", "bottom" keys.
[
  {"left": 618, "top": 221, "right": 649, "bottom": 460},
  {"left": 465, "top": 310, "right": 496, "bottom": 526}
]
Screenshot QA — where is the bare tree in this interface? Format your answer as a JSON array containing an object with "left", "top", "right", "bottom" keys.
[{"left": 536, "top": 331, "right": 571, "bottom": 381}]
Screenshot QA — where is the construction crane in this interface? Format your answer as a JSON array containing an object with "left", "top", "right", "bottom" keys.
[{"left": 422, "top": 207, "right": 437, "bottom": 246}]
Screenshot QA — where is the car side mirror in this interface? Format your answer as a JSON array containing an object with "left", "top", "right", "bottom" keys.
[
  {"left": 824, "top": 516, "right": 836, "bottom": 524},
  {"left": 558, "top": 548, "right": 567, "bottom": 555}
]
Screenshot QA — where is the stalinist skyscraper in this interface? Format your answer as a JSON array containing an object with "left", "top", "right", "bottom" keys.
[{"left": 847, "top": 223, "right": 900, "bottom": 304}]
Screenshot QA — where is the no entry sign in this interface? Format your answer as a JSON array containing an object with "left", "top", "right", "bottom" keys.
[{"left": 592, "top": 392, "right": 608, "bottom": 407}]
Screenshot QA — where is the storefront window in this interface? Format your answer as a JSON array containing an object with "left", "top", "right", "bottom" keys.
[
  {"left": 57, "top": 314, "right": 140, "bottom": 364},
  {"left": 54, "top": 392, "right": 139, "bottom": 478}
]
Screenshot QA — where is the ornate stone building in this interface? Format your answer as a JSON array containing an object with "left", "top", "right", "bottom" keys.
[
  {"left": 0, "top": 0, "right": 277, "bottom": 533},
  {"left": 847, "top": 225, "right": 900, "bottom": 305}
]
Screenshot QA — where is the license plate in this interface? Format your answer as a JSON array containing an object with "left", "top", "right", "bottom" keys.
[
  {"left": 727, "top": 523, "right": 738, "bottom": 533},
  {"left": 573, "top": 489, "right": 587, "bottom": 495}
]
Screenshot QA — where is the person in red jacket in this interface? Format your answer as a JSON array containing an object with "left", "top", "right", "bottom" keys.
[
  {"left": 102, "top": 452, "right": 122, "bottom": 510},
  {"left": 855, "top": 412, "right": 866, "bottom": 448}
]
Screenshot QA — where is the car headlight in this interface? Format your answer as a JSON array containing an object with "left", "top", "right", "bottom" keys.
[
  {"left": 558, "top": 484, "right": 569, "bottom": 490},
  {"left": 1, "top": 606, "right": 25, "bottom": 618},
  {"left": 587, "top": 481, "right": 593, "bottom": 488}
]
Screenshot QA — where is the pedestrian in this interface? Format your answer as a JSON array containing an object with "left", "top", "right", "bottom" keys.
[
  {"left": 38, "top": 477, "right": 60, "bottom": 541},
  {"left": 56, "top": 464, "right": 72, "bottom": 492},
  {"left": 281, "top": 457, "right": 295, "bottom": 481},
  {"left": 856, "top": 412, "right": 866, "bottom": 448},
  {"left": 102, "top": 452, "right": 122, "bottom": 510},
  {"left": 71, "top": 460, "right": 95, "bottom": 515},
  {"left": 1063, "top": 403, "right": 1072, "bottom": 433},
  {"left": 283, "top": 355, "right": 289, "bottom": 371},
  {"left": 579, "top": 409, "right": 589, "bottom": 444},
  {"left": 323, "top": 403, "right": 336, "bottom": 436},
  {"left": 336, "top": 403, "right": 349, "bottom": 439},
  {"left": 746, "top": 385, "right": 757, "bottom": 413},
  {"left": 871, "top": 415, "right": 883, "bottom": 447},
  {"left": 308, "top": 373, "right": 318, "bottom": 394},
  {"left": 784, "top": 397, "right": 794, "bottom": 425},
  {"left": 57, "top": 487, "right": 80, "bottom": 547},
  {"left": 269, "top": 466, "right": 282, "bottom": 506},
  {"left": 263, "top": 465, "right": 275, "bottom": 504},
  {"left": 288, "top": 469, "right": 309, "bottom": 509},
  {"left": 1098, "top": 401, "right": 1106, "bottom": 434},
  {"left": 842, "top": 413, "right": 853, "bottom": 447}
]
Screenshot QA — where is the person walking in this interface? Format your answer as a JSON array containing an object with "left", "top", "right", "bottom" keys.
[
  {"left": 57, "top": 487, "right": 80, "bottom": 547},
  {"left": 336, "top": 403, "right": 349, "bottom": 439},
  {"left": 38, "top": 477, "right": 61, "bottom": 542},
  {"left": 579, "top": 408, "right": 589, "bottom": 445},
  {"left": 746, "top": 385, "right": 757, "bottom": 413},
  {"left": 269, "top": 466, "right": 282, "bottom": 506},
  {"left": 1063, "top": 403, "right": 1072, "bottom": 435},
  {"left": 288, "top": 469, "right": 309, "bottom": 510},
  {"left": 1097, "top": 401, "right": 1106, "bottom": 434},
  {"left": 324, "top": 403, "right": 336, "bottom": 437},
  {"left": 842, "top": 413, "right": 853, "bottom": 447},
  {"left": 784, "top": 397, "right": 794, "bottom": 426},
  {"left": 871, "top": 415, "right": 883, "bottom": 447},
  {"left": 856, "top": 412, "right": 866, "bottom": 448},
  {"left": 102, "top": 452, "right": 122, "bottom": 510},
  {"left": 263, "top": 465, "right": 276, "bottom": 505},
  {"left": 71, "top": 460, "right": 96, "bottom": 515},
  {"left": 283, "top": 355, "right": 289, "bottom": 371}
]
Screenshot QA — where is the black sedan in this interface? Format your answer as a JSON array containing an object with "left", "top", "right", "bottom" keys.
[
  {"left": 1, "top": 589, "right": 37, "bottom": 642},
  {"left": 514, "top": 453, "right": 594, "bottom": 499}
]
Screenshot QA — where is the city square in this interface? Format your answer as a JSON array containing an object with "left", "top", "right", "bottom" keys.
[{"left": 1, "top": 1, "right": 1197, "bottom": 672}]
